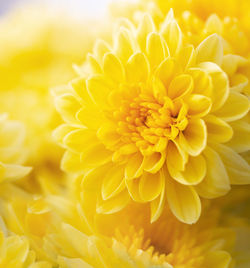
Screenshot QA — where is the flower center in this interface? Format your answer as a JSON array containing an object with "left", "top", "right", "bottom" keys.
[{"left": 110, "top": 90, "right": 188, "bottom": 155}]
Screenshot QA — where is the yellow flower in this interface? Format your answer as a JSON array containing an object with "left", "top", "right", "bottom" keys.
[
  {"left": 44, "top": 194, "right": 240, "bottom": 268},
  {"left": 55, "top": 10, "right": 250, "bottom": 224},
  {"left": 0, "top": 114, "right": 31, "bottom": 184},
  {"left": 0, "top": 217, "right": 52, "bottom": 268}
]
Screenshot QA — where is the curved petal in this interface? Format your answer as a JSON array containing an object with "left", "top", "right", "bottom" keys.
[
  {"left": 168, "top": 74, "right": 193, "bottom": 99},
  {"left": 186, "top": 94, "right": 212, "bottom": 117},
  {"left": 172, "top": 154, "right": 206, "bottom": 185},
  {"left": 126, "top": 52, "right": 149, "bottom": 84},
  {"left": 199, "top": 62, "right": 229, "bottom": 111},
  {"left": 97, "top": 190, "right": 130, "bottom": 214},
  {"left": 63, "top": 129, "right": 97, "bottom": 153},
  {"left": 161, "top": 12, "right": 182, "bottom": 56},
  {"left": 150, "top": 179, "right": 165, "bottom": 223},
  {"left": 226, "top": 119, "right": 250, "bottom": 153},
  {"left": 212, "top": 143, "right": 250, "bottom": 185},
  {"left": 139, "top": 171, "right": 164, "bottom": 202},
  {"left": 205, "top": 115, "right": 233, "bottom": 143},
  {"left": 55, "top": 94, "right": 81, "bottom": 123},
  {"left": 166, "top": 141, "right": 187, "bottom": 178},
  {"left": 137, "top": 13, "right": 155, "bottom": 52},
  {"left": 214, "top": 92, "right": 249, "bottom": 122},
  {"left": 178, "top": 119, "right": 207, "bottom": 156},
  {"left": 125, "top": 178, "right": 143, "bottom": 203},
  {"left": 196, "top": 34, "right": 223, "bottom": 65},
  {"left": 125, "top": 153, "right": 144, "bottom": 180},
  {"left": 143, "top": 152, "right": 166, "bottom": 174},
  {"left": 102, "top": 165, "right": 125, "bottom": 200},
  {"left": 103, "top": 53, "right": 125, "bottom": 83},
  {"left": 165, "top": 175, "right": 201, "bottom": 224},
  {"left": 81, "top": 143, "right": 112, "bottom": 169},
  {"left": 195, "top": 147, "right": 230, "bottom": 198},
  {"left": 76, "top": 106, "right": 103, "bottom": 130},
  {"left": 146, "top": 32, "right": 166, "bottom": 69}
]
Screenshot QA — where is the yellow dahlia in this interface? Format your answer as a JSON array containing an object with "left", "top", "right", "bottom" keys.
[
  {"left": 55, "top": 10, "right": 250, "bottom": 224},
  {"left": 43, "top": 193, "right": 243, "bottom": 268},
  {"left": 0, "top": 217, "right": 52, "bottom": 268}
]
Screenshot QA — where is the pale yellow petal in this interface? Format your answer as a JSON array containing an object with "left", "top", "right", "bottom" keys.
[
  {"left": 205, "top": 115, "right": 233, "bottom": 143},
  {"left": 126, "top": 52, "right": 149, "bottom": 83},
  {"left": 196, "top": 147, "right": 230, "bottom": 198},
  {"left": 87, "top": 75, "right": 113, "bottom": 109},
  {"left": 166, "top": 175, "right": 201, "bottom": 224},
  {"left": 186, "top": 94, "right": 212, "bottom": 117},
  {"left": 143, "top": 152, "right": 166, "bottom": 173},
  {"left": 137, "top": 13, "right": 155, "bottom": 52},
  {"left": 97, "top": 190, "right": 130, "bottom": 214},
  {"left": 55, "top": 94, "right": 80, "bottom": 123},
  {"left": 125, "top": 153, "right": 144, "bottom": 180},
  {"left": 161, "top": 11, "right": 182, "bottom": 56},
  {"left": 139, "top": 171, "right": 164, "bottom": 202},
  {"left": 172, "top": 154, "right": 206, "bottom": 185},
  {"left": 226, "top": 119, "right": 250, "bottom": 153},
  {"left": 76, "top": 106, "right": 103, "bottom": 130},
  {"left": 214, "top": 92, "right": 249, "bottom": 122},
  {"left": 146, "top": 32, "right": 166, "bottom": 69},
  {"left": 63, "top": 129, "right": 97, "bottom": 153},
  {"left": 150, "top": 184, "right": 165, "bottom": 223},
  {"left": 178, "top": 119, "right": 207, "bottom": 156},
  {"left": 102, "top": 165, "right": 125, "bottom": 200},
  {"left": 168, "top": 74, "right": 193, "bottom": 99},
  {"left": 212, "top": 143, "right": 250, "bottom": 185},
  {"left": 196, "top": 34, "right": 223, "bottom": 65},
  {"left": 103, "top": 52, "right": 125, "bottom": 83}
]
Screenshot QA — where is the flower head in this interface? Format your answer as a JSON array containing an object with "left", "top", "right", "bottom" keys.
[{"left": 55, "top": 10, "right": 250, "bottom": 224}]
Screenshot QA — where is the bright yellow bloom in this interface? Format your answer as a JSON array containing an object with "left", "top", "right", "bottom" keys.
[
  {"left": 0, "top": 114, "right": 31, "bottom": 184},
  {"left": 43, "top": 192, "right": 242, "bottom": 268},
  {"left": 0, "top": 217, "right": 52, "bottom": 268},
  {"left": 55, "top": 10, "right": 250, "bottom": 224}
]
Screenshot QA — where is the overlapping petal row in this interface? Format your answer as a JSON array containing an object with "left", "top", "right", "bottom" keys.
[
  {"left": 54, "top": 10, "right": 250, "bottom": 224},
  {"left": 0, "top": 114, "right": 31, "bottom": 184}
]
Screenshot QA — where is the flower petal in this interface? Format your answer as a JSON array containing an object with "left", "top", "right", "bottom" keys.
[
  {"left": 97, "top": 190, "right": 130, "bottom": 214},
  {"left": 103, "top": 53, "right": 125, "bottom": 83},
  {"left": 205, "top": 115, "right": 233, "bottom": 143},
  {"left": 102, "top": 165, "right": 125, "bottom": 200},
  {"left": 212, "top": 143, "right": 250, "bottom": 185},
  {"left": 143, "top": 152, "right": 166, "bottom": 173},
  {"left": 126, "top": 52, "right": 149, "bottom": 84},
  {"left": 168, "top": 74, "right": 193, "bottom": 99},
  {"left": 87, "top": 75, "right": 113, "bottom": 109},
  {"left": 55, "top": 94, "right": 80, "bottom": 123},
  {"left": 196, "top": 147, "right": 230, "bottom": 198},
  {"left": 166, "top": 175, "right": 201, "bottom": 224},
  {"left": 63, "top": 129, "right": 97, "bottom": 153},
  {"left": 196, "top": 34, "right": 223, "bottom": 65},
  {"left": 137, "top": 13, "right": 155, "bottom": 52},
  {"left": 214, "top": 92, "right": 249, "bottom": 122},
  {"left": 150, "top": 180, "right": 165, "bottom": 223},
  {"left": 139, "top": 170, "right": 164, "bottom": 202},
  {"left": 125, "top": 153, "right": 144, "bottom": 180},
  {"left": 146, "top": 32, "right": 166, "bottom": 69},
  {"left": 81, "top": 143, "right": 112, "bottom": 169},
  {"left": 178, "top": 119, "right": 207, "bottom": 156},
  {"left": 161, "top": 11, "right": 182, "bottom": 56},
  {"left": 114, "top": 27, "right": 134, "bottom": 63},
  {"left": 186, "top": 94, "right": 212, "bottom": 117},
  {"left": 199, "top": 62, "right": 229, "bottom": 111},
  {"left": 172, "top": 154, "right": 207, "bottom": 185},
  {"left": 226, "top": 118, "right": 250, "bottom": 153}
]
